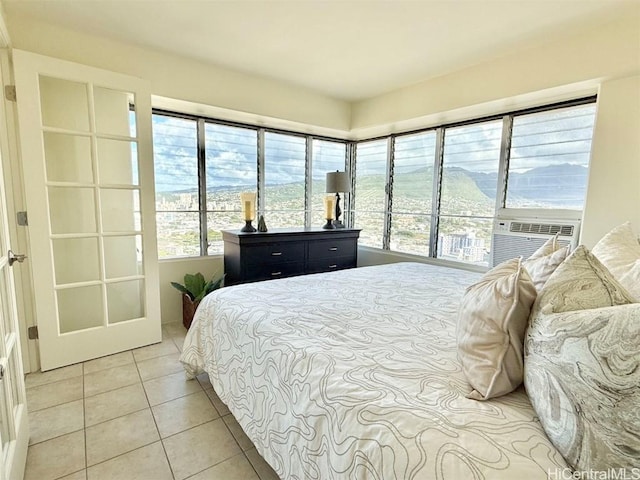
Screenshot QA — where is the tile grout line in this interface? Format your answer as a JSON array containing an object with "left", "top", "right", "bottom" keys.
[
  {"left": 25, "top": 324, "right": 219, "bottom": 480},
  {"left": 136, "top": 334, "right": 178, "bottom": 480},
  {"left": 82, "top": 361, "right": 88, "bottom": 477}
]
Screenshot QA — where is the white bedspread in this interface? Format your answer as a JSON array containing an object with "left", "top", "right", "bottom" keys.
[{"left": 180, "top": 262, "right": 567, "bottom": 479}]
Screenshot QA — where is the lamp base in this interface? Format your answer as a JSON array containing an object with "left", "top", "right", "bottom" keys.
[
  {"left": 322, "top": 219, "right": 336, "bottom": 230},
  {"left": 332, "top": 219, "right": 345, "bottom": 229},
  {"left": 241, "top": 220, "right": 257, "bottom": 232}
]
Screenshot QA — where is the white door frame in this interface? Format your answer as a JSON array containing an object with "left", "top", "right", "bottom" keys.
[{"left": 0, "top": 15, "right": 37, "bottom": 376}]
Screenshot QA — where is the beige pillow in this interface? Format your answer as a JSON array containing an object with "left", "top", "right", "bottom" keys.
[
  {"left": 457, "top": 257, "right": 537, "bottom": 400},
  {"left": 592, "top": 222, "right": 640, "bottom": 301},
  {"left": 525, "top": 245, "right": 637, "bottom": 471},
  {"left": 523, "top": 234, "right": 570, "bottom": 292},
  {"left": 535, "top": 245, "right": 638, "bottom": 315}
]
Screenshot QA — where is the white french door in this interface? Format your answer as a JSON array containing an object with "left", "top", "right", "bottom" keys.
[
  {"left": 13, "top": 50, "right": 161, "bottom": 371},
  {"left": 0, "top": 97, "right": 28, "bottom": 479}
]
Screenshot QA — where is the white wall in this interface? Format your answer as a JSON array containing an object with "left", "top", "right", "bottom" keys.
[
  {"left": 350, "top": 11, "right": 640, "bottom": 133},
  {"left": 159, "top": 256, "right": 223, "bottom": 324},
  {"left": 582, "top": 74, "right": 640, "bottom": 246},
  {"left": 4, "top": 10, "right": 351, "bottom": 133}
]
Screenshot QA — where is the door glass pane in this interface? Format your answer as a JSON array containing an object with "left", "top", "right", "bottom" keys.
[
  {"left": 53, "top": 238, "right": 100, "bottom": 284},
  {"left": 97, "top": 139, "right": 139, "bottom": 185},
  {"left": 107, "top": 280, "right": 144, "bottom": 324},
  {"left": 57, "top": 285, "right": 103, "bottom": 333},
  {"left": 48, "top": 187, "right": 96, "bottom": 234},
  {"left": 94, "top": 87, "right": 135, "bottom": 137},
  {"left": 44, "top": 133, "right": 93, "bottom": 183},
  {"left": 0, "top": 386, "right": 9, "bottom": 453},
  {"left": 0, "top": 269, "right": 11, "bottom": 339},
  {"left": 39, "top": 76, "right": 89, "bottom": 131},
  {"left": 9, "top": 350, "right": 21, "bottom": 412},
  {"left": 101, "top": 189, "right": 141, "bottom": 232},
  {"left": 104, "top": 236, "right": 143, "bottom": 278}
]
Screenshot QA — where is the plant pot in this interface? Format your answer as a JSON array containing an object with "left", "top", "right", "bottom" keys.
[{"left": 182, "top": 294, "right": 201, "bottom": 330}]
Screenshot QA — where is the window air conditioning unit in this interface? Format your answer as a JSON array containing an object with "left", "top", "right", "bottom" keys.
[{"left": 490, "top": 218, "right": 581, "bottom": 267}]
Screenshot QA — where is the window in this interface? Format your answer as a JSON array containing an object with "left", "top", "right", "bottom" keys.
[
  {"left": 264, "top": 132, "right": 307, "bottom": 228},
  {"left": 390, "top": 132, "right": 436, "bottom": 256},
  {"left": 507, "top": 104, "right": 597, "bottom": 210},
  {"left": 152, "top": 111, "right": 349, "bottom": 258},
  {"left": 437, "top": 121, "right": 502, "bottom": 265},
  {"left": 152, "top": 114, "right": 199, "bottom": 258},
  {"left": 353, "top": 140, "right": 388, "bottom": 248},
  {"left": 311, "top": 140, "right": 346, "bottom": 226},
  {"left": 205, "top": 123, "right": 257, "bottom": 254},
  {"left": 352, "top": 97, "right": 597, "bottom": 267}
]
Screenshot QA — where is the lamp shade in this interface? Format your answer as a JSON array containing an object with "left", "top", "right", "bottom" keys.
[{"left": 326, "top": 171, "right": 351, "bottom": 193}]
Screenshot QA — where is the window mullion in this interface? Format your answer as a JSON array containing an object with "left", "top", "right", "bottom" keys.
[
  {"left": 197, "top": 118, "right": 207, "bottom": 256},
  {"left": 429, "top": 127, "right": 445, "bottom": 257},
  {"left": 496, "top": 115, "right": 513, "bottom": 212},
  {"left": 346, "top": 142, "right": 356, "bottom": 228},
  {"left": 257, "top": 128, "right": 265, "bottom": 216},
  {"left": 304, "top": 137, "right": 313, "bottom": 228},
  {"left": 382, "top": 137, "right": 394, "bottom": 250}
]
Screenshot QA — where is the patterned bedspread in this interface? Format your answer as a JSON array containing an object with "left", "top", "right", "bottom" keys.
[{"left": 180, "top": 262, "right": 567, "bottom": 479}]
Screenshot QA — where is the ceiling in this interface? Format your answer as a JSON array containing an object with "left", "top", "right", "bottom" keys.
[{"left": 3, "top": 0, "right": 638, "bottom": 102}]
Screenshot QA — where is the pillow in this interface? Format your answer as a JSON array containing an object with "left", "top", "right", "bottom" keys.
[
  {"left": 592, "top": 222, "right": 640, "bottom": 301},
  {"left": 533, "top": 245, "right": 636, "bottom": 315},
  {"left": 525, "top": 245, "right": 638, "bottom": 471},
  {"left": 457, "top": 257, "right": 537, "bottom": 400},
  {"left": 523, "top": 234, "right": 570, "bottom": 292}
]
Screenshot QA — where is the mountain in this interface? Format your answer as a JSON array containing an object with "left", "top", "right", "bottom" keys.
[{"left": 466, "top": 163, "right": 588, "bottom": 207}]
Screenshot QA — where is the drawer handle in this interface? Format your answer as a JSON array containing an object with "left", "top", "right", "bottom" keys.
[
  {"left": 329, "top": 264, "right": 338, "bottom": 269},
  {"left": 271, "top": 252, "right": 282, "bottom": 256},
  {"left": 329, "top": 247, "right": 338, "bottom": 251},
  {"left": 271, "top": 271, "right": 282, "bottom": 276}
]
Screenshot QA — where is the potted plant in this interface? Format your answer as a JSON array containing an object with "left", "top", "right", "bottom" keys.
[{"left": 171, "top": 272, "right": 225, "bottom": 329}]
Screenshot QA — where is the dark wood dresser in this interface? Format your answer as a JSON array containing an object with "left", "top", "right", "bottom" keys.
[{"left": 222, "top": 228, "right": 360, "bottom": 285}]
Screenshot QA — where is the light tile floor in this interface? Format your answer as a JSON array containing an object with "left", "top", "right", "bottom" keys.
[{"left": 24, "top": 322, "right": 280, "bottom": 480}]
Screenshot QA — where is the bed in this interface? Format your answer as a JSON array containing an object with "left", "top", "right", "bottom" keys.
[{"left": 180, "top": 262, "right": 568, "bottom": 479}]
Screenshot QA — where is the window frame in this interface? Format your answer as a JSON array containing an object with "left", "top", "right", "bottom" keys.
[
  {"left": 352, "top": 95, "right": 597, "bottom": 266},
  {"left": 152, "top": 108, "right": 349, "bottom": 259}
]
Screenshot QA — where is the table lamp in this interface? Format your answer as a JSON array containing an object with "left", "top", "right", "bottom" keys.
[{"left": 325, "top": 171, "right": 350, "bottom": 229}]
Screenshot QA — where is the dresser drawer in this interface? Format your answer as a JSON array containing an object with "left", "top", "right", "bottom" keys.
[
  {"left": 246, "top": 262, "right": 305, "bottom": 282},
  {"left": 306, "top": 256, "right": 356, "bottom": 274},
  {"left": 242, "top": 242, "right": 305, "bottom": 265},
  {"left": 223, "top": 228, "right": 360, "bottom": 285},
  {"left": 307, "top": 239, "right": 356, "bottom": 260}
]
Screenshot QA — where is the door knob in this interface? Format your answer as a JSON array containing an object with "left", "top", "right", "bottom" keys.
[{"left": 8, "top": 250, "right": 27, "bottom": 266}]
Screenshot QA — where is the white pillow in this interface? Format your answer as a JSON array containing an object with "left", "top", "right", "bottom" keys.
[
  {"left": 592, "top": 222, "right": 640, "bottom": 301},
  {"left": 525, "top": 246, "right": 638, "bottom": 471},
  {"left": 523, "top": 234, "right": 570, "bottom": 292},
  {"left": 457, "top": 257, "right": 537, "bottom": 400}
]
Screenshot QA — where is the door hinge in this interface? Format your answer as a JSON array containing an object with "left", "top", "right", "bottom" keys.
[
  {"left": 4, "top": 85, "right": 16, "bottom": 102},
  {"left": 28, "top": 326, "right": 38, "bottom": 340},
  {"left": 17, "top": 211, "right": 28, "bottom": 226}
]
